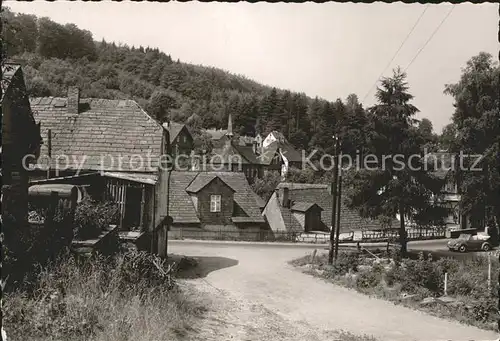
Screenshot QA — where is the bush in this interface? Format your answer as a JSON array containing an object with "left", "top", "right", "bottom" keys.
[
  {"left": 469, "top": 296, "right": 497, "bottom": 323},
  {"left": 332, "top": 251, "right": 361, "bottom": 276},
  {"left": 356, "top": 270, "right": 381, "bottom": 289},
  {"left": 117, "top": 251, "right": 175, "bottom": 290},
  {"left": 73, "top": 199, "right": 119, "bottom": 240},
  {"left": 384, "top": 254, "right": 443, "bottom": 295},
  {"left": 3, "top": 251, "right": 197, "bottom": 341}
]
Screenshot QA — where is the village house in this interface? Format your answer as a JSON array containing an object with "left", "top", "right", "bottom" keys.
[
  {"left": 200, "top": 114, "right": 303, "bottom": 183},
  {"left": 428, "top": 151, "right": 470, "bottom": 231},
  {"left": 162, "top": 121, "right": 194, "bottom": 159},
  {"left": 28, "top": 87, "right": 172, "bottom": 257},
  {"left": 1, "top": 63, "right": 42, "bottom": 228},
  {"left": 167, "top": 171, "right": 267, "bottom": 239},
  {"left": 262, "top": 182, "right": 397, "bottom": 241}
]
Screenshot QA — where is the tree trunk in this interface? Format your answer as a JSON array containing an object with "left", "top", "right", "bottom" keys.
[{"left": 399, "top": 202, "right": 407, "bottom": 257}]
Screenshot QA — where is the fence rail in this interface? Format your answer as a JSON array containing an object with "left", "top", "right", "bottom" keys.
[
  {"left": 361, "top": 229, "right": 447, "bottom": 242},
  {"left": 169, "top": 228, "right": 447, "bottom": 244}
]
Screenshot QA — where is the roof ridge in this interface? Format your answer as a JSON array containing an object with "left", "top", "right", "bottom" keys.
[
  {"left": 131, "top": 99, "right": 164, "bottom": 131},
  {"left": 184, "top": 171, "right": 201, "bottom": 191}
]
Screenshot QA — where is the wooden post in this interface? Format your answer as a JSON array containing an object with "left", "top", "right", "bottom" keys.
[
  {"left": 46, "top": 129, "right": 52, "bottom": 179},
  {"left": 139, "top": 185, "right": 145, "bottom": 229},
  {"left": 310, "top": 249, "right": 317, "bottom": 263},
  {"left": 444, "top": 272, "right": 448, "bottom": 296},
  {"left": 488, "top": 252, "right": 492, "bottom": 292}
]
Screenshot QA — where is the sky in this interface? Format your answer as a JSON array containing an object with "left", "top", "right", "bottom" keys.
[{"left": 7, "top": 1, "right": 499, "bottom": 133}]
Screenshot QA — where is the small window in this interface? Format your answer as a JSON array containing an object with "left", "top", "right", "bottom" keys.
[{"left": 210, "top": 195, "right": 221, "bottom": 212}]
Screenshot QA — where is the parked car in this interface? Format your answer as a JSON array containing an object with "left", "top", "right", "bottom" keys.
[{"left": 447, "top": 234, "right": 493, "bottom": 253}]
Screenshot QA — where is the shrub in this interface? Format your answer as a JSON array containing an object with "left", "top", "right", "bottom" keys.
[
  {"left": 117, "top": 251, "right": 175, "bottom": 290},
  {"left": 73, "top": 199, "right": 119, "bottom": 240},
  {"left": 3, "top": 251, "right": 197, "bottom": 341},
  {"left": 384, "top": 256, "right": 443, "bottom": 295},
  {"left": 356, "top": 269, "right": 381, "bottom": 289},
  {"left": 332, "top": 251, "right": 361, "bottom": 275}
]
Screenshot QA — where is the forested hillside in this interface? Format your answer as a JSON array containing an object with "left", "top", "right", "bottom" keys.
[{"left": 2, "top": 7, "right": 358, "bottom": 152}]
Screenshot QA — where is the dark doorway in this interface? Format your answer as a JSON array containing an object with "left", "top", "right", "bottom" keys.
[{"left": 124, "top": 186, "right": 142, "bottom": 229}]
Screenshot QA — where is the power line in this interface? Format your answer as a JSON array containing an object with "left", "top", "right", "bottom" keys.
[
  {"left": 361, "top": 5, "right": 430, "bottom": 104},
  {"left": 404, "top": 5, "right": 455, "bottom": 73}
]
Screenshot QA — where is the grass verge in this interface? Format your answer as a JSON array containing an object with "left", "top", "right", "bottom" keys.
[
  {"left": 291, "top": 250, "right": 498, "bottom": 331},
  {"left": 3, "top": 251, "right": 205, "bottom": 341}
]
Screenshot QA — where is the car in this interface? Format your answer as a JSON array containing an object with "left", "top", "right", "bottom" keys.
[{"left": 447, "top": 234, "right": 492, "bottom": 253}]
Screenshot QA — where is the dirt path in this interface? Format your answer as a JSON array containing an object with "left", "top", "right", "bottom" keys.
[
  {"left": 185, "top": 279, "right": 349, "bottom": 341},
  {"left": 172, "top": 241, "right": 499, "bottom": 341}
]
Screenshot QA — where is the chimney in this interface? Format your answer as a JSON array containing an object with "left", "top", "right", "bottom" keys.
[
  {"left": 67, "top": 86, "right": 80, "bottom": 115},
  {"left": 282, "top": 187, "right": 290, "bottom": 208}
]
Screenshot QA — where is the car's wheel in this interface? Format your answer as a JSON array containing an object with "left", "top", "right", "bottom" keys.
[
  {"left": 482, "top": 243, "right": 491, "bottom": 252},
  {"left": 458, "top": 245, "right": 467, "bottom": 253}
]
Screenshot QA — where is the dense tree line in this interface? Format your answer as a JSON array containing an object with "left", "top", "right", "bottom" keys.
[{"left": 2, "top": 7, "right": 395, "bottom": 156}]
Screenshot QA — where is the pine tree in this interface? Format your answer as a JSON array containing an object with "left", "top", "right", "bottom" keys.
[{"left": 345, "top": 68, "right": 445, "bottom": 256}]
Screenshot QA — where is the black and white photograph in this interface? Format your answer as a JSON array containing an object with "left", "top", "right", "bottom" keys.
[{"left": 1, "top": 1, "right": 499, "bottom": 341}]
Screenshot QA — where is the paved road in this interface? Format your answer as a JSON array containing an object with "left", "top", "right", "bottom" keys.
[{"left": 171, "top": 240, "right": 498, "bottom": 341}]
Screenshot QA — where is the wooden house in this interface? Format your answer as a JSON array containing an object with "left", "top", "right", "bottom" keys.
[{"left": 28, "top": 87, "right": 172, "bottom": 257}]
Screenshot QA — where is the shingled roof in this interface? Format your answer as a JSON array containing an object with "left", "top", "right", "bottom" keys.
[
  {"left": 169, "top": 171, "right": 264, "bottom": 225},
  {"left": 186, "top": 173, "right": 235, "bottom": 193},
  {"left": 258, "top": 140, "right": 303, "bottom": 165},
  {"left": 30, "top": 95, "right": 164, "bottom": 172},
  {"left": 272, "top": 182, "right": 397, "bottom": 233},
  {"left": 212, "top": 141, "right": 250, "bottom": 165},
  {"left": 163, "top": 121, "right": 187, "bottom": 144},
  {"left": 169, "top": 171, "right": 200, "bottom": 224},
  {"left": 291, "top": 202, "right": 321, "bottom": 212}
]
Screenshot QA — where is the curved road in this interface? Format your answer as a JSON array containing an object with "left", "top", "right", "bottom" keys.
[{"left": 171, "top": 240, "right": 498, "bottom": 341}]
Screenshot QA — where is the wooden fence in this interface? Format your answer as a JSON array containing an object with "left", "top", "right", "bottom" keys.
[{"left": 169, "top": 228, "right": 447, "bottom": 243}]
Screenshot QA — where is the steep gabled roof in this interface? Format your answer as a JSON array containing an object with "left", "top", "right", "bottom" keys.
[
  {"left": 169, "top": 171, "right": 200, "bottom": 224},
  {"left": 162, "top": 121, "right": 188, "bottom": 144},
  {"left": 234, "top": 145, "right": 260, "bottom": 164},
  {"left": 215, "top": 172, "right": 264, "bottom": 222},
  {"left": 280, "top": 205, "right": 304, "bottom": 232},
  {"left": 274, "top": 182, "right": 397, "bottom": 232},
  {"left": 169, "top": 171, "right": 264, "bottom": 224},
  {"left": 212, "top": 141, "right": 250, "bottom": 165},
  {"left": 291, "top": 202, "right": 322, "bottom": 212},
  {"left": 30, "top": 96, "right": 164, "bottom": 172},
  {"left": 186, "top": 173, "right": 235, "bottom": 193}
]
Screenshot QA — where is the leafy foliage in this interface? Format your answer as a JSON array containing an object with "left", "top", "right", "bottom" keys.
[
  {"left": 250, "top": 172, "right": 282, "bottom": 202},
  {"left": 344, "top": 68, "right": 446, "bottom": 255},
  {"left": 73, "top": 199, "right": 119, "bottom": 240},
  {"left": 444, "top": 52, "right": 500, "bottom": 229}
]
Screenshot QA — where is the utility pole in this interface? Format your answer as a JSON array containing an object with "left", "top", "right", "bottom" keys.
[
  {"left": 328, "top": 136, "right": 340, "bottom": 265},
  {"left": 334, "top": 146, "right": 343, "bottom": 262}
]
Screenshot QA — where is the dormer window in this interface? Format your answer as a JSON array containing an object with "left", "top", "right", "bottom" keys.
[{"left": 210, "top": 195, "right": 221, "bottom": 212}]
